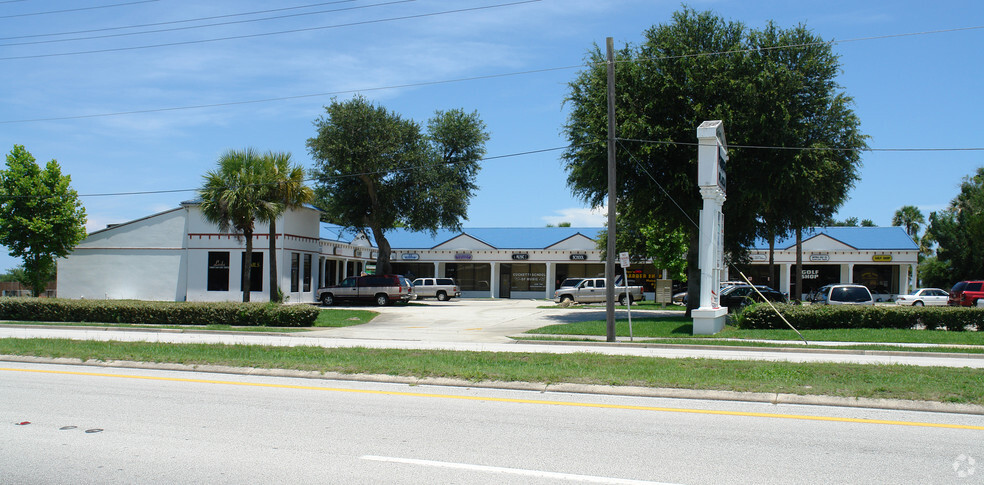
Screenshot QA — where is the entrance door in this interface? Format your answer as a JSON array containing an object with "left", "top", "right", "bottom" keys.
[{"left": 499, "top": 264, "right": 511, "bottom": 298}]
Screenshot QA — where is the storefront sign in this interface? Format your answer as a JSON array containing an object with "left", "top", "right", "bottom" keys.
[
  {"left": 355, "top": 250, "right": 362, "bottom": 258},
  {"left": 401, "top": 253, "right": 419, "bottom": 261},
  {"left": 809, "top": 253, "right": 829, "bottom": 262},
  {"left": 749, "top": 253, "right": 767, "bottom": 262},
  {"left": 511, "top": 253, "right": 529, "bottom": 261},
  {"left": 569, "top": 254, "right": 588, "bottom": 261},
  {"left": 455, "top": 253, "right": 472, "bottom": 260},
  {"left": 802, "top": 269, "right": 820, "bottom": 279},
  {"left": 872, "top": 254, "right": 893, "bottom": 262}
]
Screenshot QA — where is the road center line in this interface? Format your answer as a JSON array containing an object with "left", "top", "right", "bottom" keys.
[
  {"left": 4, "top": 366, "right": 983, "bottom": 431},
  {"left": 360, "top": 455, "right": 680, "bottom": 484}
]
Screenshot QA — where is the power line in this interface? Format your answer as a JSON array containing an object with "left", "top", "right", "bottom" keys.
[
  {"left": 0, "top": 0, "right": 542, "bottom": 60},
  {"left": 0, "top": 1, "right": 358, "bottom": 41},
  {"left": 0, "top": 0, "right": 158, "bottom": 19},
  {"left": 0, "top": 1, "right": 409, "bottom": 47}
]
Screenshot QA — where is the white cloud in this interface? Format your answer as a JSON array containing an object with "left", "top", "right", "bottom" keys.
[{"left": 542, "top": 206, "right": 607, "bottom": 227}]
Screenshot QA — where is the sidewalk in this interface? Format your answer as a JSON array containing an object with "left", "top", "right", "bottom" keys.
[{"left": 1, "top": 325, "right": 982, "bottom": 368}]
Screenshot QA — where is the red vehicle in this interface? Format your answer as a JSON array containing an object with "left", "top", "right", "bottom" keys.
[{"left": 947, "top": 281, "right": 984, "bottom": 306}]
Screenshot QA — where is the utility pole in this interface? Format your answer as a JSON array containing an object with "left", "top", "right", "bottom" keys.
[{"left": 605, "top": 37, "right": 617, "bottom": 342}]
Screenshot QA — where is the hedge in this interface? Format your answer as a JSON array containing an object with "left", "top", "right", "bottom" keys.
[
  {"left": 0, "top": 298, "right": 320, "bottom": 327},
  {"left": 735, "top": 304, "right": 984, "bottom": 332}
]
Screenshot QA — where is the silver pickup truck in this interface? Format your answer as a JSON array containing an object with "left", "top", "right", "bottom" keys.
[{"left": 553, "top": 277, "right": 645, "bottom": 305}]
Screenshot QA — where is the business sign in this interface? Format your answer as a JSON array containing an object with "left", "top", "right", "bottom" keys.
[
  {"left": 809, "top": 253, "right": 830, "bottom": 262},
  {"left": 569, "top": 254, "right": 588, "bottom": 261},
  {"left": 619, "top": 252, "right": 630, "bottom": 269},
  {"left": 749, "top": 253, "right": 767, "bottom": 262},
  {"left": 455, "top": 253, "right": 472, "bottom": 260},
  {"left": 872, "top": 254, "right": 893, "bottom": 262},
  {"left": 401, "top": 253, "right": 420, "bottom": 261},
  {"left": 511, "top": 253, "right": 529, "bottom": 261}
]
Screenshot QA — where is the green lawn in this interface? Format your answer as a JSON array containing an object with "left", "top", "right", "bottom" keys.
[
  {"left": 1, "top": 338, "right": 982, "bottom": 405},
  {"left": 524, "top": 316, "right": 984, "bottom": 348}
]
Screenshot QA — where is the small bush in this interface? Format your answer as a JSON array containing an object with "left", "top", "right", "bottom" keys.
[
  {"left": 0, "top": 298, "right": 319, "bottom": 327},
  {"left": 736, "top": 304, "right": 984, "bottom": 331}
]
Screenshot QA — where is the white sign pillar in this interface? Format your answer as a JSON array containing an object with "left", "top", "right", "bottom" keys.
[{"left": 692, "top": 120, "right": 728, "bottom": 335}]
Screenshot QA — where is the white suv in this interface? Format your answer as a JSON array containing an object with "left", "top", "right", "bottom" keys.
[
  {"left": 411, "top": 278, "right": 460, "bottom": 301},
  {"left": 811, "top": 284, "right": 874, "bottom": 306}
]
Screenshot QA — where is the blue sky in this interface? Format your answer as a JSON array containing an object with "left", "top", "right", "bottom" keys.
[{"left": 1, "top": 0, "right": 982, "bottom": 273}]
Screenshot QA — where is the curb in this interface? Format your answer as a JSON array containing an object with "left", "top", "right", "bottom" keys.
[{"left": 4, "top": 354, "right": 983, "bottom": 416}]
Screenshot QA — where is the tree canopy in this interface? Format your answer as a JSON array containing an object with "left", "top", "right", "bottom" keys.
[
  {"left": 0, "top": 145, "right": 87, "bottom": 297},
  {"left": 562, "top": 8, "right": 865, "bottom": 303},
  {"left": 926, "top": 167, "right": 984, "bottom": 286},
  {"left": 307, "top": 96, "right": 489, "bottom": 275}
]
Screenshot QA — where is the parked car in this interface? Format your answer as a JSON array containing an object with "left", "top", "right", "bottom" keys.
[
  {"left": 810, "top": 284, "right": 874, "bottom": 306},
  {"left": 317, "top": 274, "right": 414, "bottom": 306},
  {"left": 948, "top": 280, "right": 984, "bottom": 307},
  {"left": 411, "top": 277, "right": 460, "bottom": 301},
  {"left": 718, "top": 284, "right": 787, "bottom": 312},
  {"left": 895, "top": 288, "right": 948, "bottom": 306}
]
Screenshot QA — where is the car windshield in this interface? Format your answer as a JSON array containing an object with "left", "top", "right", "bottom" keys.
[
  {"left": 560, "top": 278, "right": 583, "bottom": 288},
  {"left": 830, "top": 286, "right": 870, "bottom": 302}
]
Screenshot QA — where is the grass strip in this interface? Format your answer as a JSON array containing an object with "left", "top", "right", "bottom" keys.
[
  {"left": 528, "top": 316, "right": 984, "bottom": 346},
  {"left": 1, "top": 338, "right": 982, "bottom": 405}
]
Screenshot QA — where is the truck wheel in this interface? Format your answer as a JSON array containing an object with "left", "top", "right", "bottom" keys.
[
  {"left": 618, "top": 294, "right": 631, "bottom": 306},
  {"left": 437, "top": 291, "right": 448, "bottom": 301},
  {"left": 560, "top": 295, "right": 573, "bottom": 304},
  {"left": 375, "top": 294, "right": 389, "bottom": 306},
  {"left": 320, "top": 293, "right": 334, "bottom": 306}
]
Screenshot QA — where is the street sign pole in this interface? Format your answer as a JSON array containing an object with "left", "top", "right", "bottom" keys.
[{"left": 619, "top": 252, "right": 632, "bottom": 341}]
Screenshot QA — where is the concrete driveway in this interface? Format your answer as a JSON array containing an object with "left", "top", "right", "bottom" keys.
[{"left": 304, "top": 299, "right": 673, "bottom": 343}]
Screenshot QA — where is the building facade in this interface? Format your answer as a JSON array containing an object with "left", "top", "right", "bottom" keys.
[{"left": 57, "top": 203, "right": 919, "bottom": 302}]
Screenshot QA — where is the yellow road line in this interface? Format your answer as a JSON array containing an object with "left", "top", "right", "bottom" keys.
[{"left": 4, "top": 367, "right": 983, "bottom": 431}]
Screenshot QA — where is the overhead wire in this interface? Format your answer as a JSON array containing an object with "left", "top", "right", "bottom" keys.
[
  {"left": 0, "top": 1, "right": 360, "bottom": 41},
  {"left": 0, "top": 0, "right": 158, "bottom": 19},
  {"left": 0, "top": 0, "right": 543, "bottom": 60},
  {"left": 0, "top": 1, "right": 411, "bottom": 47}
]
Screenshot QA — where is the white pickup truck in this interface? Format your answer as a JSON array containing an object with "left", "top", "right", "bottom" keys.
[{"left": 553, "top": 277, "right": 646, "bottom": 305}]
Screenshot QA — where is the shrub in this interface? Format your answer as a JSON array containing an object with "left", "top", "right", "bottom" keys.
[
  {"left": 736, "top": 304, "right": 984, "bottom": 331},
  {"left": 0, "top": 298, "right": 320, "bottom": 327}
]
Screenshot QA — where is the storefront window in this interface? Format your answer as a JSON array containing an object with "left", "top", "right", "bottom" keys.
[
  {"left": 207, "top": 252, "right": 229, "bottom": 291},
  {"left": 446, "top": 263, "right": 491, "bottom": 291},
  {"left": 508, "top": 263, "right": 546, "bottom": 292},
  {"left": 239, "top": 252, "right": 263, "bottom": 292},
  {"left": 290, "top": 253, "right": 299, "bottom": 292},
  {"left": 790, "top": 264, "right": 840, "bottom": 298},
  {"left": 390, "top": 263, "right": 435, "bottom": 280},
  {"left": 853, "top": 265, "right": 898, "bottom": 295},
  {"left": 303, "top": 254, "right": 312, "bottom": 292}
]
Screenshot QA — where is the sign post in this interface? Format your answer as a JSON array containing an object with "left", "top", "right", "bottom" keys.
[
  {"left": 692, "top": 120, "right": 728, "bottom": 335},
  {"left": 619, "top": 252, "right": 633, "bottom": 341}
]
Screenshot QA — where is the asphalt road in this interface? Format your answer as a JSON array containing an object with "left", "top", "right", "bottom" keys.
[{"left": 2, "top": 362, "right": 981, "bottom": 484}]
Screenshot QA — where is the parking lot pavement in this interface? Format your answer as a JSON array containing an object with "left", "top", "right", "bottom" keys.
[{"left": 304, "top": 299, "right": 673, "bottom": 343}]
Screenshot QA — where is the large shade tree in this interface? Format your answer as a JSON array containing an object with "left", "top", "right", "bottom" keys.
[
  {"left": 892, "top": 205, "right": 925, "bottom": 240},
  {"left": 259, "top": 151, "right": 313, "bottom": 302},
  {"left": 926, "top": 167, "right": 984, "bottom": 285},
  {"left": 0, "top": 145, "right": 87, "bottom": 296},
  {"left": 199, "top": 148, "right": 277, "bottom": 302},
  {"left": 562, "top": 8, "right": 864, "bottom": 309},
  {"left": 307, "top": 96, "right": 489, "bottom": 275}
]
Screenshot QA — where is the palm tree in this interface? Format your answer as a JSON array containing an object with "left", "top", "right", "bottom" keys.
[
  {"left": 199, "top": 148, "right": 277, "bottom": 302},
  {"left": 892, "top": 205, "right": 925, "bottom": 239},
  {"left": 259, "top": 151, "right": 314, "bottom": 302}
]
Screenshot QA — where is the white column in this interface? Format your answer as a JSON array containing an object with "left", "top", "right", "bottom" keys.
[
  {"left": 848, "top": 263, "right": 855, "bottom": 284},
  {"left": 433, "top": 261, "right": 440, "bottom": 278},
  {"left": 545, "top": 262, "right": 555, "bottom": 299},
  {"left": 490, "top": 262, "right": 498, "bottom": 299}
]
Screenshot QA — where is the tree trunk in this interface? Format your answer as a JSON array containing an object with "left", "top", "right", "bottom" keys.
[
  {"left": 243, "top": 230, "right": 252, "bottom": 302},
  {"left": 268, "top": 218, "right": 279, "bottom": 302},
  {"left": 371, "top": 224, "right": 392, "bottom": 275},
  {"left": 794, "top": 227, "right": 803, "bottom": 303}
]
